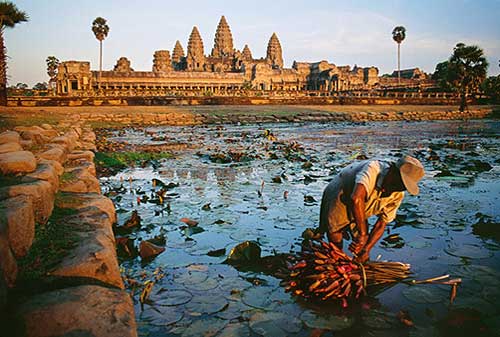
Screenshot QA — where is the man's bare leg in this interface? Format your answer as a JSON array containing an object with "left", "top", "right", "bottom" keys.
[{"left": 327, "top": 230, "right": 343, "bottom": 250}]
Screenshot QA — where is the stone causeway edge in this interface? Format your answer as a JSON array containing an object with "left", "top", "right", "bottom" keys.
[{"left": 0, "top": 122, "right": 137, "bottom": 337}]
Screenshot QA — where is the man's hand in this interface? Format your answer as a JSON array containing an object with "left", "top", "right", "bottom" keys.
[
  {"left": 349, "top": 234, "right": 368, "bottom": 255},
  {"left": 354, "top": 249, "right": 369, "bottom": 263}
]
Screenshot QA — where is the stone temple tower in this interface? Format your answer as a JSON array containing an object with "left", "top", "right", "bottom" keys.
[
  {"left": 242, "top": 44, "right": 253, "bottom": 61},
  {"left": 211, "top": 15, "right": 234, "bottom": 58},
  {"left": 172, "top": 40, "right": 186, "bottom": 70},
  {"left": 152, "top": 50, "right": 172, "bottom": 73},
  {"left": 186, "top": 26, "right": 205, "bottom": 71},
  {"left": 266, "top": 33, "right": 284, "bottom": 69}
]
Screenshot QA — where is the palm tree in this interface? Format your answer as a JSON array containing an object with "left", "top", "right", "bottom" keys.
[
  {"left": 0, "top": 2, "right": 28, "bottom": 105},
  {"left": 447, "top": 43, "right": 488, "bottom": 112},
  {"left": 91, "top": 17, "right": 109, "bottom": 90},
  {"left": 46, "top": 56, "right": 59, "bottom": 90},
  {"left": 392, "top": 26, "right": 406, "bottom": 85}
]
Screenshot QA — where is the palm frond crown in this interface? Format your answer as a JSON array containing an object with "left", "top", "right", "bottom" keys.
[
  {"left": 392, "top": 26, "right": 406, "bottom": 44},
  {"left": 92, "top": 17, "right": 109, "bottom": 41},
  {"left": 0, "top": 2, "right": 28, "bottom": 29}
]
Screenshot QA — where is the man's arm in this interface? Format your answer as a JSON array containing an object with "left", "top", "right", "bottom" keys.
[
  {"left": 355, "top": 217, "right": 387, "bottom": 263},
  {"left": 348, "top": 183, "right": 369, "bottom": 254}
]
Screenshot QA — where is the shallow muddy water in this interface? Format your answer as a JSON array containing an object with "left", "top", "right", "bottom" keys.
[{"left": 100, "top": 119, "right": 500, "bottom": 337}]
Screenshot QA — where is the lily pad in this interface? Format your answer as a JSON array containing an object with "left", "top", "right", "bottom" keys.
[
  {"left": 241, "top": 286, "right": 275, "bottom": 309},
  {"left": 218, "top": 322, "right": 251, "bottom": 337},
  {"left": 444, "top": 243, "right": 493, "bottom": 259},
  {"left": 408, "top": 240, "right": 432, "bottom": 249},
  {"left": 185, "top": 294, "right": 228, "bottom": 315},
  {"left": 173, "top": 270, "right": 208, "bottom": 285},
  {"left": 300, "top": 310, "right": 355, "bottom": 331},
  {"left": 248, "top": 311, "right": 291, "bottom": 336},
  {"left": 184, "top": 277, "right": 219, "bottom": 291},
  {"left": 181, "top": 317, "right": 227, "bottom": 337},
  {"left": 402, "top": 286, "right": 447, "bottom": 304},
  {"left": 155, "top": 289, "right": 193, "bottom": 306},
  {"left": 362, "top": 309, "right": 398, "bottom": 329},
  {"left": 140, "top": 305, "right": 184, "bottom": 326}
]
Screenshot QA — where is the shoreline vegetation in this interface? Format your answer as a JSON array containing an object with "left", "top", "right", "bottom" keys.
[{"left": 0, "top": 105, "right": 497, "bottom": 131}]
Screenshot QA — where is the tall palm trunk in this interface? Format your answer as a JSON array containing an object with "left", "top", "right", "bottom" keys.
[
  {"left": 98, "top": 40, "right": 102, "bottom": 90},
  {"left": 0, "top": 30, "right": 7, "bottom": 106},
  {"left": 397, "top": 42, "right": 401, "bottom": 86}
]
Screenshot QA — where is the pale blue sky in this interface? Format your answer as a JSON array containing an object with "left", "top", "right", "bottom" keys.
[{"left": 7, "top": 0, "right": 500, "bottom": 86}]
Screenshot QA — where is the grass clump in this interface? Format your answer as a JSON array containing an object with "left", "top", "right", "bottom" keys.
[
  {"left": 60, "top": 171, "right": 77, "bottom": 184},
  {"left": 94, "top": 151, "right": 173, "bottom": 175},
  {"left": 17, "top": 207, "right": 80, "bottom": 282}
]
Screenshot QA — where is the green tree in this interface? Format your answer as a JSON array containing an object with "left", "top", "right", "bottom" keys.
[
  {"left": 432, "top": 61, "right": 454, "bottom": 91},
  {"left": 33, "top": 82, "right": 48, "bottom": 91},
  {"left": 0, "top": 2, "right": 28, "bottom": 105},
  {"left": 482, "top": 75, "right": 500, "bottom": 103},
  {"left": 15, "top": 82, "right": 27, "bottom": 89},
  {"left": 91, "top": 17, "right": 109, "bottom": 89},
  {"left": 447, "top": 43, "right": 488, "bottom": 111},
  {"left": 392, "top": 26, "right": 406, "bottom": 85},
  {"left": 46, "top": 56, "right": 59, "bottom": 89}
]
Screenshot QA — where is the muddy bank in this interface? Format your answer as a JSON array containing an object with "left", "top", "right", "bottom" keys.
[{"left": 0, "top": 122, "right": 136, "bottom": 336}]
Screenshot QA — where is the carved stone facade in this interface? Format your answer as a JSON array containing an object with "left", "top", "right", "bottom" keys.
[
  {"left": 113, "top": 57, "right": 133, "bottom": 73},
  {"left": 56, "top": 16, "right": 431, "bottom": 96}
]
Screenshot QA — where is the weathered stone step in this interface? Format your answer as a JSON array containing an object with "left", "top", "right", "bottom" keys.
[
  {"left": 51, "top": 194, "right": 122, "bottom": 289},
  {"left": 14, "top": 285, "right": 137, "bottom": 337}
]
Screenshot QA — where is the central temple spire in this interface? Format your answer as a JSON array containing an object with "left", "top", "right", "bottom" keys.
[
  {"left": 266, "top": 32, "right": 284, "bottom": 69},
  {"left": 186, "top": 26, "right": 205, "bottom": 71},
  {"left": 211, "top": 15, "right": 234, "bottom": 58}
]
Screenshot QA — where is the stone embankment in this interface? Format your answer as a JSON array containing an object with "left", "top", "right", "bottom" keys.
[
  {"left": 0, "top": 124, "right": 136, "bottom": 336},
  {"left": 70, "top": 106, "right": 493, "bottom": 126},
  {"left": 200, "top": 107, "right": 494, "bottom": 124}
]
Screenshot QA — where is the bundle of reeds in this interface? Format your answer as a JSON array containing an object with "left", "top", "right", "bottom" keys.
[{"left": 285, "top": 240, "right": 411, "bottom": 306}]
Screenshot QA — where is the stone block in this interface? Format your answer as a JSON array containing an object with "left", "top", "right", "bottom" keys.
[
  {"left": 40, "top": 124, "right": 53, "bottom": 130},
  {"left": 37, "top": 158, "right": 64, "bottom": 176},
  {"left": 38, "top": 147, "right": 66, "bottom": 163},
  {"left": 0, "top": 142, "right": 23, "bottom": 154},
  {"left": 51, "top": 136, "right": 76, "bottom": 152},
  {"left": 0, "top": 131, "right": 20, "bottom": 145},
  {"left": 0, "top": 195, "right": 35, "bottom": 258},
  {"left": 0, "top": 233, "right": 17, "bottom": 287},
  {"left": 0, "top": 151, "right": 37, "bottom": 175},
  {"left": 67, "top": 150, "right": 95, "bottom": 162},
  {"left": 24, "top": 163, "right": 60, "bottom": 193},
  {"left": 59, "top": 167, "right": 101, "bottom": 194},
  {"left": 19, "top": 129, "right": 50, "bottom": 145},
  {"left": 19, "top": 139, "right": 33, "bottom": 148},
  {"left": 0, "top": 180, "right": 54, "bottom": 225},
  {"left": 55, "top": 192, "right": 116, "bottom": 224},
  {"left": 50, "top": 208, "right": 123, "bottom": 289},
  {"left": 14, "top": 285, "right": 137, "bottom": 337}
]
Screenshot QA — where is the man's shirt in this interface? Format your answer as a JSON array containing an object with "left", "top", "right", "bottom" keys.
[{"left": 320, "top": 160, "right": 405, "bottom": 232}]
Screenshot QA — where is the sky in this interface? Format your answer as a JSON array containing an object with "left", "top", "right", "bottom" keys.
[{"left": 6, "top": 0, "right": 500, "bottom": 86}]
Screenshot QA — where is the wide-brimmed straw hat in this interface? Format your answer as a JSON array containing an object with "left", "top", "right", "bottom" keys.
[{"left": 396, "top": 155, "right": 425, "bottom": 195}]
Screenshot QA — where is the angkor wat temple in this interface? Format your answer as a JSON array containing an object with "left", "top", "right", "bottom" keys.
[{"left": 56, "top": 16, "right": 431, "bottom": 96}]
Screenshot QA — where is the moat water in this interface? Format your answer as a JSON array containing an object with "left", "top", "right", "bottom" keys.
[{"left": 99, "top": 119, "right": 500, "bottom": 337}]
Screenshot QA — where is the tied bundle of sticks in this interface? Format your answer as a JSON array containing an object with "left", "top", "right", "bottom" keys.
[{"left": 285, "top": 240, "right": 411, "bottom": 307}]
